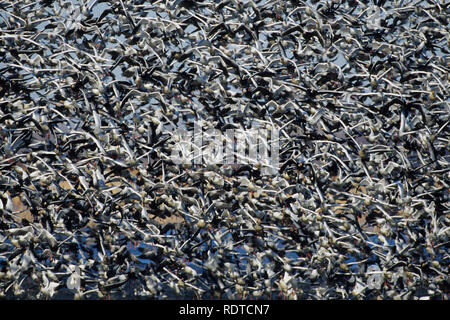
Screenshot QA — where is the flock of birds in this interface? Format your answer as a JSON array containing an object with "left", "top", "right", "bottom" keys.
[{"left": 0, "top": 0, "right": 449, "bottom": 300}]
